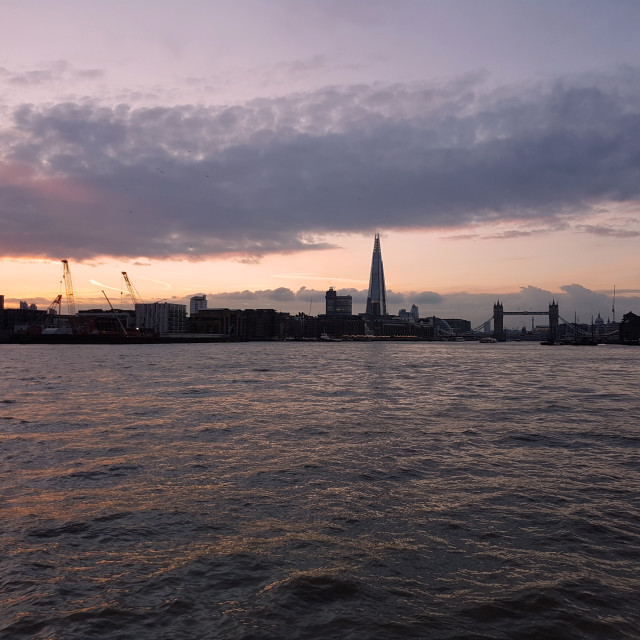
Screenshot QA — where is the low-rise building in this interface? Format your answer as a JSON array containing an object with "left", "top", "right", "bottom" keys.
[
  {"left": 135, "top": 303, "right": 187, "bottom": 335},
  {"left": 619, "top": 311, "right": 640, "bottom": 343}
]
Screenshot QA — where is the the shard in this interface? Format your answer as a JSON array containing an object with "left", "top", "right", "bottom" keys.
[{"left": 366, "top": 233, "right": 387, "bottom": 316}]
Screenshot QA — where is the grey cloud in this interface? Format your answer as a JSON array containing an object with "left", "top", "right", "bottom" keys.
[
  {"left": 276, "top": 55, "right": 328, "bottom": 75},
  {"left": 409, "top": 291, "right": 444, "bottom": 305},
  {"left": 0, "top": 62, "right": 105, "bottom": 88},
  {"left": 2, "top": 70, "right": 640, "bottom": 259},
  {"left": 558, "top": 284, "right": 618, "bottom": 322},
  {"left": 578, "top": 224, "right": 640, "bottom": 237},
  {"left": 484, "top": 228, "right": 554, "bottom": 240},
  {"left": 384, "top": 289, "right": 441, "bottom": 307},
  {"left": 9, "top": 70, "right": 56, "bottom": 86},
  {"left": 75, "top": 69, "right": 106, "bottom": 80},
  {"left": 271, "top": 287, "right": 297, "bottom": 302},
  {"left": 609, "top": 288, "right": 640, "bottom": 295},
  {"left": 210, "top": 290, "right": 262, "bottom": 301},
  {"left": 208, "top": 287, "right": 297, "bottom": 303}
]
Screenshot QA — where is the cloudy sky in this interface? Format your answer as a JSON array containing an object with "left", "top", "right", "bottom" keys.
[{"left": 1, "top": 0, "right": 639, "bottom": 325}]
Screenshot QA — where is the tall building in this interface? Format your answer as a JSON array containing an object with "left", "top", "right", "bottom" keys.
[
  {"left": 325, "top": 287, "right": 352, "bottom": 315},
  {"left": 190, "top": 295, "right": 207, "bottom": 316},
  {"left": 366, "top": 233, "right": 387, "bottom": 317}
]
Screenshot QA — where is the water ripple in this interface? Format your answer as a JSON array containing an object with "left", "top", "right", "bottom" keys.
[{"left": 1, "top": 342, "right": 639, "bottom": 639}]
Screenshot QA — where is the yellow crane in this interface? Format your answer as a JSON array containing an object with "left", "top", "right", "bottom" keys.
[{"left": 121, "top": 272, "right": 144, "bottom": 308}]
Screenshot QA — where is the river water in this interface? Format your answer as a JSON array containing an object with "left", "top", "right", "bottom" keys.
[{"left": 1, "top": 342, "right": 639, "bottom": 639}]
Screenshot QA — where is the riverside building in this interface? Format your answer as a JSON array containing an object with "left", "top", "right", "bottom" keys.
[
  {"left": 190, "top": 295, "right": 207, "bottom": 316},
  {"left": 135, "top": 303, "right": 187, "bottom": 335},
  {"left": 325, "top": 287, "right": 352, "bottom": 316}
]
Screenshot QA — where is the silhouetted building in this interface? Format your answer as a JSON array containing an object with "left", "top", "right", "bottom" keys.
[
  {"left": 318, "top": 315, "right": 365, "bottom": 338},
  {"left": 325, "top": 287, "right": 352, "bottom": 315},
  {"left": 243, "top": 309, "right": 282, "bottom": 340},
  {"left": 190, "top": 308, "right": 290, "bottom": 340},
  {"left": 366, "top": 234, "right": 387, "bottom": 316},
  {"left": 190, "top": 308, "right": 243, "bottom": 336},
  {"left": 288, "top": 313, "right": 319, "bottom": 340},
  {"left": 397, "top": 306, "right": 420, "bottom": 320},
  {"left": 0, "top": 307, "right": 44, "bottom": 334},
  {"left": 76, "top": 309, "right": 136, "bottom": 334},
  {"left": 620, "top": 311, "right": 640, "bottom": 343},
  {"left": 372, "top": 318, "right": 437, "bottom": 338},
  {"left": 190, "top": 295, "right": 207, "bottom": 316},
  {"left": 135, "top": 303, "right": 187, "bottom": 335},
  {"left": 445, "top": 319, "right": 472, "bottom": 334}
]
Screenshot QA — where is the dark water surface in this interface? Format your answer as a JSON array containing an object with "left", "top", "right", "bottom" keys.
[{"left": 1, "top": 342, "right": 639, "bottom": 639}]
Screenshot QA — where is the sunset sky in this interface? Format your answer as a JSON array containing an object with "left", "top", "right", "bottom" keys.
[{"left": 1, "top": 1, "right": 639, "bottom": 325}]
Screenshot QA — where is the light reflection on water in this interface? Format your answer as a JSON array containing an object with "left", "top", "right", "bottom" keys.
[{"left": 1, "top": 342, "right": 639, "bottom": 639}]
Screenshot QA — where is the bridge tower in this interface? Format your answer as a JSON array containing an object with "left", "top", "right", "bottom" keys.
[
  {"left": 493, "top": 300, "right": 505, "bottom": 341},
  {"left": 549, "top": 300, "right": 559, "bottom": 343}
]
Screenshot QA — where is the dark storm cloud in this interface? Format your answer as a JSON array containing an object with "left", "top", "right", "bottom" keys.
[{"left": 2, "top": 69, "right": 640, "bottom": 260}]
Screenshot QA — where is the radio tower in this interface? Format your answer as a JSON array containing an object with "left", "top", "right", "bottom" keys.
[{"left": 61, "top": 260, "right": 76, "bottom": 315}]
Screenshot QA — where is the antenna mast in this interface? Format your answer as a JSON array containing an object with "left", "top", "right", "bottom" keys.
[
  {"left": 612, "top": 285, "right": 616, "bottom": 324},
  {"left": 61, "top": 260, "right": 76, "bottom": 315}
]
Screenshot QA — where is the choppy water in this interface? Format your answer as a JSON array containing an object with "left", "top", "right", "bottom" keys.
[{"left": 1, "top": 342, "right": 639, "bottom": 639}]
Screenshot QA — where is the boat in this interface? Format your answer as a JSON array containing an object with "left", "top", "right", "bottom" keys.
[{"left": 479, "top": 337, "right": 497, "bottom": 343}]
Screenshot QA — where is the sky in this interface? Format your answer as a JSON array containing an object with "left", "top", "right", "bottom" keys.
[{"left": 1, "top": 0, "right": 640, "bottom": 326}]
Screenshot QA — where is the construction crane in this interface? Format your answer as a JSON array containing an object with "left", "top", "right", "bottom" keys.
[
  {"left": 121, "top": 272, "right": 144, "bottom": 307},
  {"left": 47, "top": 294, "right": 62, "bottom": 319},
  {"left": 30, "top": 295, "right": 62, "bottom": 332},
  {"left": 61, "top": 260, "right": 76, "bottom": 315},
  {"left": 102, "top": 291, "right": 128, "bottom": 337}
]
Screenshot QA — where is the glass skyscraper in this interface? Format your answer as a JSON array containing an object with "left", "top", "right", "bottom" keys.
[{"left": 366, "top": 233, "right": 387, "bottom": 317}]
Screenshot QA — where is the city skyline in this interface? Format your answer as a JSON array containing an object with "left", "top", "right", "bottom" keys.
[
  {"left": 1, "top": 2, "right": 640, "bottom": 325},
  {"left": 0, "top": 249, "right": 628, "bottom": 330}
]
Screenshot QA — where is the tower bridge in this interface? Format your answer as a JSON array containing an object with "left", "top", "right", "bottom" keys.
[{"left": 492, "top": 300, "right": 559, "bottom": 342}]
